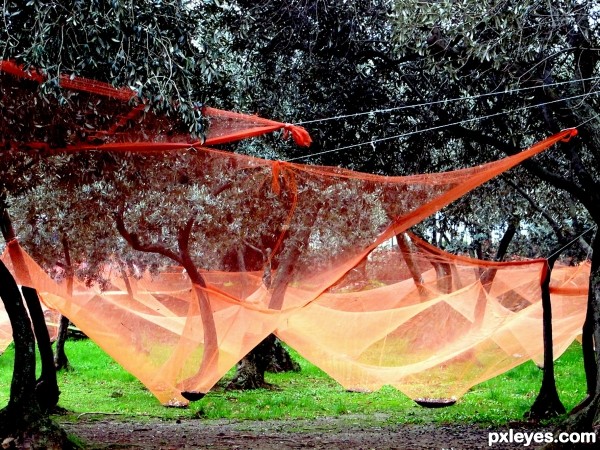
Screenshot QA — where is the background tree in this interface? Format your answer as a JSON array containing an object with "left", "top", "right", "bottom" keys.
[
  {"left": 198, "top": 0, "right": 592, "bottom": 257},
  {"left": 195, "top": 0, "right": 419, "bottom": 385}
]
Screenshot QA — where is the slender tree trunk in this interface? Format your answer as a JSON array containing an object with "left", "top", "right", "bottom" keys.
[
  {"left": 545, "top": 230, "right": 600, "bottom": 448},
  {"left": 479, "top": 218, "right": 518, "bottom": 286},
  {"left": 526, "top": 257, "right": 565, "bottom": 420},
  {"left": 54, "top": 315, "right": 71, "bottom": 371},
  {"left": 21, "top": 287, "right": 60, "bottom": 412},
  {"left": 574, "top": 231, "right": 600, "bottom": 428},
  {"left": 54, "top": 235, "right": 73, "bottom": 371},
  {"left": 474, "top": 219, "right": 519, "bottom": 325},
  {"left": 576, "top": 296, "right": 597, "bottom": 411},
  {"left": 1, "top": 207, "right": 33, "bottom": 286},
  {"left": 397, "top": 233, "right": 430, "bottom": 301},
  {"left": 177, "top": 264, "right": 219, "bottom": 401}
]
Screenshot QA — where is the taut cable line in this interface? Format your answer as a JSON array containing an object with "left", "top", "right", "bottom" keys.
[
  {"left": 287, "top": 89, "right": 600, "bottom": 162},
  {"left": 293, "top": 76, "right": 600, "bottom": 126}
]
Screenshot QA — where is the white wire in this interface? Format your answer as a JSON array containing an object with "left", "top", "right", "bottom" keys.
[
  {"left": 293, "top": 76, "right": 600, "bottom": 126},
  {"left": 286, "top": 88, "right": 600, "bottom": 162},
  {"left": 576, "top": 111, "right": 600, "bottom": 128}
]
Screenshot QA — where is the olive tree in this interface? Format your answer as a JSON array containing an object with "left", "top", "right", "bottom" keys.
[{"left": 390, "top": 0, "right": 600, "bottom": 434}]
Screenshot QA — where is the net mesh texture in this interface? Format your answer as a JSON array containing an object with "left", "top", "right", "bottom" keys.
[{"left": 0, "top": 60, "right": 587, "bottom": 406}]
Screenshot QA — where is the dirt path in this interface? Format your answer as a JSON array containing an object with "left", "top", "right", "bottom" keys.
[{"left": 58, "top": 415, "right": 552, "bottom": 449}]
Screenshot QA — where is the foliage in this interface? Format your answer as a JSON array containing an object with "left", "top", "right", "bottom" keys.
[
  {"left": 197, "top": 0, "right": 405, "bottom": 167},
  {"left": 196, "top": 0, "right": 598, "bottom": 258},
  {"left": 0, "top": 0, "right": 215, "bottom": 284},
  {"left": 1, "top": 0, "right": 210, "bottom": 136},
  {"left": 388, "top": 0, "right": 600, "bottom": 247}
]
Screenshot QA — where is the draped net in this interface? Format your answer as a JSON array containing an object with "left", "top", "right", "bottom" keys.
[{"left": 0, "top": 60, "right": 587, "bottom": 406}]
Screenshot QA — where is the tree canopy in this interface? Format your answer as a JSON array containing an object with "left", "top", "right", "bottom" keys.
[
  {"left": 1, "top": 0, "right": 209, "bottom": 135},
  {"left": 198, "top": 0, "right": 597, "bottom": 257}
]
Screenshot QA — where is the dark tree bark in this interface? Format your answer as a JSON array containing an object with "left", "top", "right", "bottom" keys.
[
  {"left": 54, "top": 235, "right": 73, "bottom": 371},
  {"left": 571, "top": 231, "right": 600, "bottom": 426},
  {"left": 526, "top": 256, "right": 566, "bottom": 420},
  {"left": 473, "top": 218, "right": 519, "bottom": 326},
  {"left": 480, "top": 217, "right": 519, "bottom": 286},
  {"left": 226, "top": 334, "right": 301, "bottom": 391},
  {"left": 0, "top": 204, "right": 71, "bottom": 446},
  {"left": 0, "top": 260, "right": 40, "bottom": 431},
  {"left": 266, "top": 337, "right": 301, "bottom": 373},
  {"left": 543, "top": 231, "right": 600, "bottom": 448},
  {"left": 571, "top": 282, "right": 597, "bottom": 416},
  {"left": 226, "top": 335, "right": 277, "bottom": 390},
  {"left": 54, "top": 315, "right": 71, "bottom": 371},
  {"left": 21, "top": 287, "right": 61, "bottom": 412},
  {"left": 1, "top": 207, "right": 33, "bottom": 286},
  {"left": 0, "top": 262, "right": 72, "bottom": 448}
]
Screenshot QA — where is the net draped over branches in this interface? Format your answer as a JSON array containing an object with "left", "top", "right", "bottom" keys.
[{"left": 0, "top": 61, "right": 587, "bottom": 405}]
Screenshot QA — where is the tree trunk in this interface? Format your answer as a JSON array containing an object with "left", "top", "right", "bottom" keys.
[
  {"left": 226, "top": 334, "right": 299, "bottom": 390},
  {"left": 397, "top": 233, "right": 428, "bottom": 298},
  {"left": 54, "top": 236, "right": 73, "bottom": 371},
  {"left": 115, "top": 210, "right": 219, "bottom": 402},
  {"left": 230, "top": 191, "right": 310, "bottom": 390},
  {"left": 0, "top": 262, "right": 72, "bottom": 448},
  {"left": 544, "top": 230, "right": 600, "bottom": 448},
  {"left": 474, "top": 219, "right": 519, "bottom": 326},
  {"left": 0, "top": 261, "right": 40, "bottom": 431},
  {"left": 54, "top": 315, "right": 71, "bottom": 371},
  {"left": 21, "top": 287, "right": 61, "bottom": 413},
  {"left": 525, "top": 257, "right": 565, "bottom": 420},
  {"left": 571, "top": 235, "right": 598, "bottom": 418},
  {"left": 1, "top": 207, "right": 33, "bottom": 286},
  {"left": 266, "top": 337, "right": 301, "bottom": 373},
  {"left": 573, "top": 231, "right": 600, "bottom": 427}
]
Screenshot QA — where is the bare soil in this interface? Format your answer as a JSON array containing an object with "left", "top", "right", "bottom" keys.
[{"left": 57, "top": 414, "right": 552, "bottom": 449}]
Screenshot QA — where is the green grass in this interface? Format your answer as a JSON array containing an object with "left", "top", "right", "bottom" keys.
[{"left": 0, "top": 339, "right": 586, "bottom": 426}]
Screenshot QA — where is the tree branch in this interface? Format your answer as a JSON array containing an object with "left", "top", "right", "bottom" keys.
[
  {"left": 115, "top": 206, "right": 183, "bottom": 265},
  {"left": 447, "top": 125, "right": 592, "bottom": 204},
  {"left": 503, "top": 177, "right": 565, "bottom": 242}
]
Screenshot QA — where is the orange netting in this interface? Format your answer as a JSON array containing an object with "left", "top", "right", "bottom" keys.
[
  {"left": 0, "top": 237, "right": 589, "bottom": 404},
  {"left": 0, "top": 60, "right": 588, "bottom": 405},
  {"left": 0, "top": 60, "right": 311, "bottom": 153},
  {"left": 0, "top": 309, "right": 11, "bottom": 354}
]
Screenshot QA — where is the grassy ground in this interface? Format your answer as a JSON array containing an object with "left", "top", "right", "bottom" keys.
[{"left": 0, "top": 339, "right": 586, "bottom": 426}]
